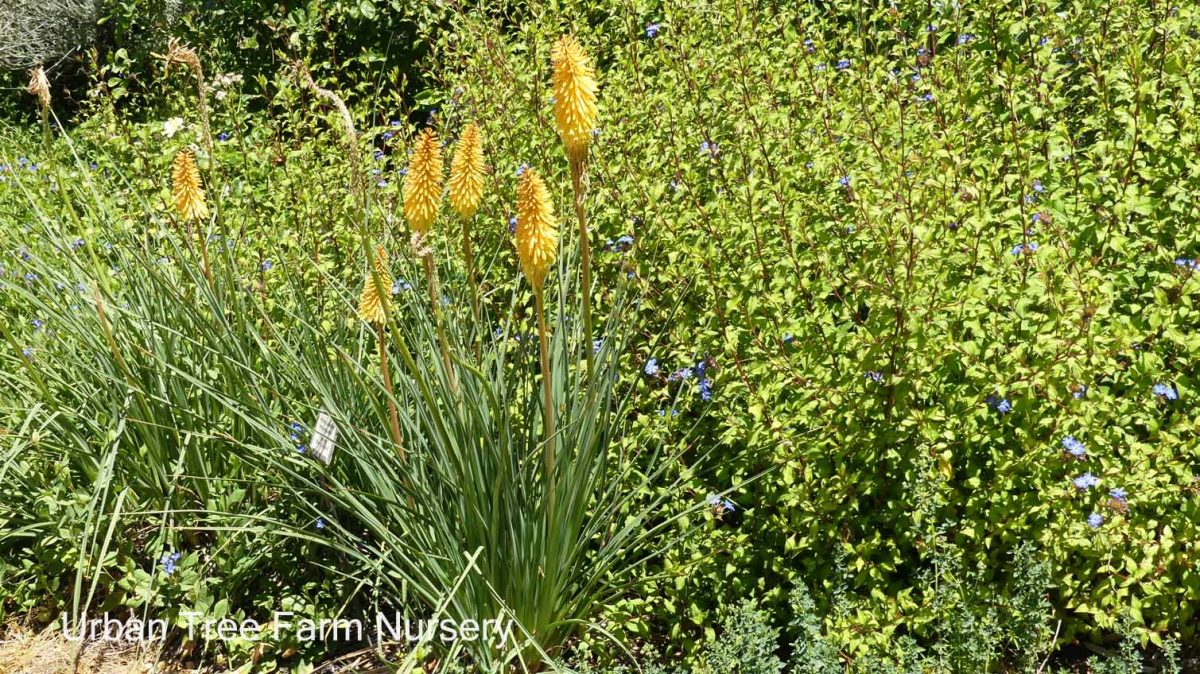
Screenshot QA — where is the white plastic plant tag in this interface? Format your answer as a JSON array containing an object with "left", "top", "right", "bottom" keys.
[{"left": 310, "top": 411, "right": 338, "bottom": 465}]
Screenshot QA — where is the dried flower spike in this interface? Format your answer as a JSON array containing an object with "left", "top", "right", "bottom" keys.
[
  {"left": 403, "top": 128, "right": 444, "bottom": 234},
  {"left": 26, "top": 67, "right": 50, "bottom": 110},
  {"left": 515, "top": 169, "right": 558, "bottom": 290},
  {"left": 448, "top": 122, "right": 485, "bottom": 221},
  {"left": 171, "top": 150, "right": 209, "bottom": 221},
  {"left": 357, "top": 245, "right": 393, "bottom": 324},
  {"left": 551, "top": 36, "right": 599, "bottom": 163}
]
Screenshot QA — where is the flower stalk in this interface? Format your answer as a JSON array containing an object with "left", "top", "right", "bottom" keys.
[
  {"left": 515, "top": 168, "right": 560, "bottom": 514},
  {"left": 358, "top": 244, "right": 405, "bottom": 460},
  {"left": 26, "top": 67, "right": 51, "bottom": 149},
  {"left": 449, "top": 122, "right": 486, "bottom": 338},
  {"left": 404, "top": 128, "right": 457, "bottom": 392},
  {"left": 552, "top": 36, "right": 599, "bottom": 375}
]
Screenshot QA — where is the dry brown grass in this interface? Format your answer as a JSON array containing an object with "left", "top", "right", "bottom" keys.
[
  {"left": 0, "top": 623, "right": 395, "bottom": 674},
  {"left": 0, "top": 624, "right": 178, "bottom": 674}
]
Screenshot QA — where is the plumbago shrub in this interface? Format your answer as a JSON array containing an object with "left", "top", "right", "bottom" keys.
[{"left": 427, "top": 0, "right": 1200, "bottom": 660}]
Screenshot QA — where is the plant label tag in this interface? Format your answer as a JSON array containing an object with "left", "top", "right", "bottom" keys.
[{"left": 310, "top": 411, "right": 338, "bottom": 465}]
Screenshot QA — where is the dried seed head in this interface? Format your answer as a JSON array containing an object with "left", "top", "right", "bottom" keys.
[{"left": 26, "top": 67, "right": 50, "bottom": 110}]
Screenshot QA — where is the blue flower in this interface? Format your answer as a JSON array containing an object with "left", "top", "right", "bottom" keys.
[
  {"left": 373, "top": 149, "right": 385, "bottom": 161},
  {"left": 391, "top": 278, "right": 412, "bottom": 294},
  {"left": 815, "top": 64, "right": 826, "bottom": 72},
  {"left": 1072, "top": 385, "right": 1088, "bottom": 400},
  {"left": 1011, "top": 242, "right": 1039, "bottom": 256},
  {"left": 315, "top": 517, "right": 327, "bottom": 530},
  {"left": 1061, "top": 436, "right": 1087, "bottom": 459},
  {"left": 160, "top": 551, "right": 182, "bottom": 576},
  {"left": 1032, "top": 180, "right": 1044, "bottom": 193},
  {"left": 1152, "top": 383, "right": 1178, "bottom": 401},
  {"left": 261, "top": 260, "right": 273, "bottom": 271},
  {"left": 1073, "top": 473, "right": 1099, "bottom": 490},
  {"left": 699, "top": 378, "right": 713, "bottom": 401},
  {"left": 644, "top": 358, "right": 660, "bottom": 376},
  {"left": 803, "top": 39, "right": 814, "bottom": 53},
  {"left": 706, "top": 493, "right": 735, "bottom": 513},
  {"left": 657, "top": 408, "right": 679, "bottom": 417},
  {"left": 376, "top": 179, "right": 388, "bottom": 188},
  {"left": 700, "top": 140, "right": 718, "bottom": 157},
  {"left": 295, "top": 444, "right": 307, "bottom": 454},
  {"left": 1174, "top": 258, "right": 1199, "bottom": 271},
  {"left": 1109, "top": 487, "right": 1127, "bottom": 501},
  {"left": 838, "top": 175, "right": 851, "bottom": 187},
  {"left": 70, "top": 238, "right": 85, "bottom": 251},
  {"left": 21, "top": 347, "right": 33, "bottom": 359},
  {"left": 921, "top": 92, "right": 934, "bottom": 102},
  {"left": 382, "top": 131, "right": 394, "bottom": 141},
  {"left": 668, "top": 367, "right": 694, "bottom": 382},
  {"left": 864, "top": 370, "right": 884, "bottom": 383},
  {"left": 783, "top": 333, "right": 795, "bottom": 344},
  {"left": 645, "top": 23, "right": 660, "bottom": 38},
  {"left": 515, "top": 163, "right": 529, "bottom": 177},
  {"left": 217, "top": 132, "right": 230, "bottom": 142},
  {"left": 31, "top": 319, "right": 44, "bottom": 331},
  {"left": 1087, "top": 513, "right": 1103, "bottom": 529},
  {"left": 958, "top": 34, "right": 974, "bottom": 45},
  {"left": 508, "top": 216, "right": 517, "bottom": 234},
  {"left": 593, "top": 339, "right": 603, "bottom": 354},
  {"left": 836, "top": 58, "right": 851, "bottom": 70},
  {"left": 986, "top": 394, "right": 1012, "bottom": 414}
]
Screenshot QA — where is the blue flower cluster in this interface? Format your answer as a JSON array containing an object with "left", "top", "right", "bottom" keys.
[
  {"left": 644, "top": 357, "right": 714, "bottom": 401},
  {"left": 706, "top": 493, "right": 736, "bottom": 514},
  {"left": 289, "top": 421, "right": 307, "bottom": 453},
  {"left": 1061, "top": 435, "right": 1087, "bottom": 459},
  {"left": 985, "top": 394, "right": 1012, "bottom": 414},
  {"left": 1010, "top": 241, "right": 1039, "bottom": 256},
  {"left": 603, "top": 234, "right": 635, "bottom": 253},
  {"left": 1152, "top": 383, "right": 1178, "bottom": 401},
  {"left": 160, "top": 550, "right": 182, "bottom": 576},
  {"left": 1072, "top": 473, "right": 1099, "bottom": 490}
]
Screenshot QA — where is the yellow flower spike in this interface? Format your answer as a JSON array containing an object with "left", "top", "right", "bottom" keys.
[
  {"left": 171, "top": 150, "right": 209, "bottom": 221},
  {"left": 515, "top": 169, "right": 559, "bottom": 291},
  {"left": 448, "top": 122, "right": 485, "bottom": 221},
  {"left": 357, "top": 245, "right": 394, "bottom": 324},
  {"left": 551, "top": 35, "right": 599, "bottom": 164},
  {"left": 403, "top": 128, "right": 444, "bottom": 234}
]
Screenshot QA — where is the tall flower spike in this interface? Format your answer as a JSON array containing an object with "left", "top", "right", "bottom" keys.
[
  {"left": 171, "top": 150, "right": 209, "bottom": 221},
  {"left": 515, "top": 169, "right": 559, "bottom": 290},
  {"left": 403, "top": 128, "right": 444, "bottom": 234},
  {"left": 551, "top": 35, "right": 599, "bottom": 163},
  {"left": 357, "top": 245, "right": 393, "bottom": 324},
  {"left": 448, "top": 122, "right": 485, "bottom": 220}
]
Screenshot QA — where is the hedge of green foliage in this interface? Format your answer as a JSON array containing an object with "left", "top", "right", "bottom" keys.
[{"left": 3, "top": 0, "right": 1200, "bottom": 671}]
